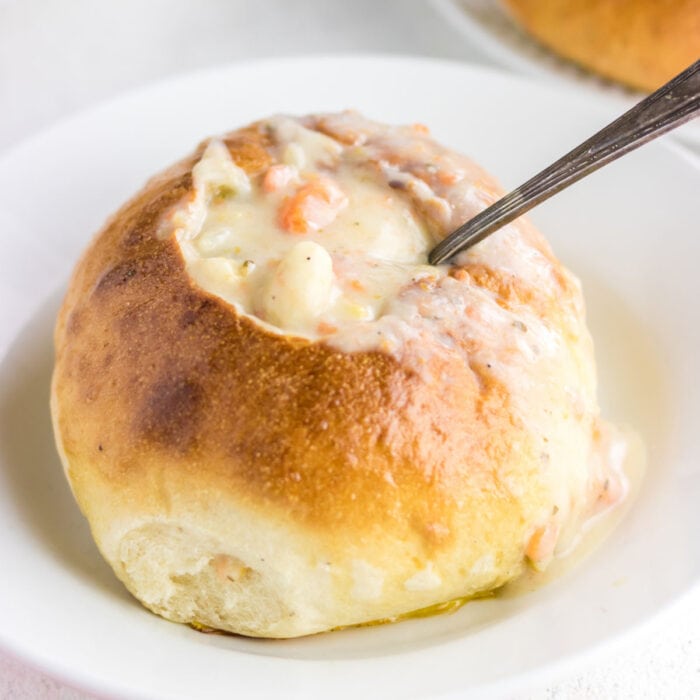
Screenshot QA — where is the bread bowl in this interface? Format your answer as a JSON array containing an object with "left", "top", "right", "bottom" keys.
[
  {"left": 50, "top": 111, "right": 627, "bottom": 638},
  {"left": 501, "top": 0, "right": 700, "bottom": 92}
]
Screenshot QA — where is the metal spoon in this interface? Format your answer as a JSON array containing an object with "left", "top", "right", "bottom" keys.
[{"left": 428, "top": 59, "right": 700, "bottom": 266}]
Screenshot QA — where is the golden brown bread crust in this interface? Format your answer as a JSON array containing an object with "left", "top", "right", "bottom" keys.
[
  {"left": 502, "top": 0, "right": 700, "bottom": 92},
  {"left": 53, "top": 124, "right": 544, "bottom": 537},
  {"left": 51, "top": 117, "right": 609, "bottom": 636}
]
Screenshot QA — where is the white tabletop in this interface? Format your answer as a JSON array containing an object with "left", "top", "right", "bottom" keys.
[{"left": 1, "top": 1, "right": 698, "bottom": 697}]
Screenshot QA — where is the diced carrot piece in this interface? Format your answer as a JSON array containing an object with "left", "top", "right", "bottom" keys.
[
  {"left": 317, "top": 321, "right": 338, "bottom": 335},
  {"left": 437, "top": 170, "right": 458, "bottom": 186},
  {"left": 412, "top": 123, "right": 430, "bottom": 135},
  {"left": 449, "top": 267, "right": 469, "bottom": 281},
  {"left": 278, "top": 177, "right": 348, "bottom": 234},
  {"left": 526, "top": 521, "right": 559, "bottom": 568},
  {"left": 465, "top": 306, "right": 479, "bottom": 320},
  {"left": 597, "top": 473, "right": 625, "bottom": 506},
  {"left": 263, "top": 164, "right": 296, "bottom": 193}
]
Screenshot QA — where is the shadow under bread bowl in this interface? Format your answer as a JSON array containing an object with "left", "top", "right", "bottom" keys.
[{"left": 50, "top": 111, "right": 628, "bottom": 638}]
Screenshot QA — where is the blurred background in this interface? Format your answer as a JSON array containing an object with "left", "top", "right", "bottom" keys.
[
  {"left": 3, "top": 0, "right": 698, "bottom": 154},
  {"left": 0, "top": 1, "right": 698, "bottom": 698},
  {"left": 0, "top": 0, "right": 477, "bottom": 153}
]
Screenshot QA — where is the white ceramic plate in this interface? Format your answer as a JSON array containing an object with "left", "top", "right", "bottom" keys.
[
  {"left": 432, "top": 0, "right": 700, "bottom": 147},
  {"left": 0, "top": 55, "right": 699, "bottom": 700}
]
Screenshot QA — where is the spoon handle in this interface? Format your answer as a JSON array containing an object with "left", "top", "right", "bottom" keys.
[{"left": 429, "top": 59, "right": 700, "bottom": 265}]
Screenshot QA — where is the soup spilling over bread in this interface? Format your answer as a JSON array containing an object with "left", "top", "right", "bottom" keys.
[{"left": 51, "top": 112, "right": 628, "bottom": 638}]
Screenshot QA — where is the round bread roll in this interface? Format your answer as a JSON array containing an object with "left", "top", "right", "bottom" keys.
[
  {"left": 51, "top": 112, "right": 626, "bottom": 638},
  {"left": 502, "top": 0, "right": 700, "bottom": 92}
]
